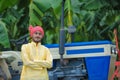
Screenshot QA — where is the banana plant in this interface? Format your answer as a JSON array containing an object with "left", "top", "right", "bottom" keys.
[
  {"left": 0, "top": 0, "right": 19, "bottom": 49},
  {"left": 83, "top": 0, "right": 120, "bottom": 41},
  {"left": 0, "top": 0, "right": 120, "bottom": 50},
  {"left": 0, "top": 21, "right": 10, "bottom": 49},
  {"left": 0, "top": 0, "right": 30, "bottom": 50}
]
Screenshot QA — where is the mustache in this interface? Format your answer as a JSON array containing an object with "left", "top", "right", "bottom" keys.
[{"left": 35, "top": 36, "right": 41, "bottom": 38}]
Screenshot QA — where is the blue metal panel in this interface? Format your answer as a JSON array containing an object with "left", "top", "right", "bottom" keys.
[
  {"left": 85, "top": 56, "right": 110, "bottom": 80},
  {"left": 66, "top": 48, "right": 104, "bottom": 55},
  {"left": 45, "top": 40, "right": 112, "bottom": 48}
]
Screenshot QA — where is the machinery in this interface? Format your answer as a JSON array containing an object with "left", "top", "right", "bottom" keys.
[
  {"left": 46, "top": 40, "right": 116, "bottom": 80},
  {"left": 0, "top": 40, "right": 117, "bottom": 80}
]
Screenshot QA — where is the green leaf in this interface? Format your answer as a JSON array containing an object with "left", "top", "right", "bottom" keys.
[
  {"left": 13, "top": 25, "right": 18, "bottom": 38},
  {"left": 29, "top": 3, "right": 42, "bottom": 26},
  {"left": 0, "top": 0, "right": 19, "bottom": 13},
  {"left": 33, "top": 0, "right": 51, "bottom": 12},
  {"left": 84, "top": 0, "right": 104, "bottom": 10},
  {"left": 71, "top": 0, "right": 81, "bottom": 14},
  {"left": 50, "top": 0, "right": 62, "bottom": 19},
  {"left": 0, "top": 21, "right": 10, "bottom": 48}
]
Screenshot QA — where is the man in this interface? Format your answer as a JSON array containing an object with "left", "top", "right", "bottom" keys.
[{"left": 20, "top": 25, "right": 53, "bottom": 80}]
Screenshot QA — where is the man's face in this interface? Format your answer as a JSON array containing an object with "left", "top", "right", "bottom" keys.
[{"left": 32, "top": 31, "right": 43, "bottom": 43}]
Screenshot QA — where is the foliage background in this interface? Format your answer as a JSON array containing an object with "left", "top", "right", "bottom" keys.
[{"left": 0, "top": 0, "right": 120, "bottom": 50}]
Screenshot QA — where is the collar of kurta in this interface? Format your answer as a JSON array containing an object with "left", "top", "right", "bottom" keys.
[{"left": 31, "top": 41, "right": 41, "bottom": 47}]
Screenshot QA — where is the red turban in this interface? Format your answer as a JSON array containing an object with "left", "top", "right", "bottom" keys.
[{"left": 29, "top": 25, "right": 44, "bottom": 37}]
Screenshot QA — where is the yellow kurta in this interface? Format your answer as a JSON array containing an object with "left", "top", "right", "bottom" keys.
[{"left": 20, "top": 42, "right": 53, "bottom": 80}]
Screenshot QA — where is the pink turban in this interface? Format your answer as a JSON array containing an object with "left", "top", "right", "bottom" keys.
[{"left": 29, "top": 25, "right": 44, "bottom": 37}]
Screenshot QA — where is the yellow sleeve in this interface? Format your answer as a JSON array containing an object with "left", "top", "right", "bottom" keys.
[
  {"left": 34, "top": 48, "right": 53, "bottom": 68},
  {"left": 21, "top": 45, "right": 42, "bottom": 69}
]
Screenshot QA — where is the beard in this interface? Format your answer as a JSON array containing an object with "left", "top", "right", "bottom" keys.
[{"left": 32, "top": 37, "right": 41, "bottom": 43}]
